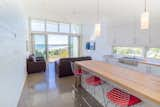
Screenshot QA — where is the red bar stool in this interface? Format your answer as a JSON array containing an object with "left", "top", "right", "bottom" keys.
[
  {"left": 107, "top": 88, "right": 141, "bottom": 107},
  {"left": 73, "top": 69, "right": 83, "bottom": 89},
  {"left": 71, "top": 62, "right": 83, "bottom": 89},
  {"left": 74, "top": 69, "right": 83, "bottom": 76},
  {"left": 86, "top": 76, "right": 107, "bottom": 106},
  {"left": 86, "top": 76, "right": 103, "bottom": 86}
]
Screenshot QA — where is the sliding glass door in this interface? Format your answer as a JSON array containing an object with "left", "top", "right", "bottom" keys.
[
  {"left": 32, "top": 34, "right": 79, "bottom": 62},
  {"left": 30, "top": 19, "right": 81, "bottom": 62},
  {"left": 69, "top": 36, "right": 79, "bottom": 57},
  {"left": 33, "top": 35, "right": 47, "bottom": 59},
  {"left": 48, "top": 35, "right": 69, "bottom": 62}
]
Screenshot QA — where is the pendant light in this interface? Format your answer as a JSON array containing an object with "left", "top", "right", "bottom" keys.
[
  {"left": 95, "top": 0, "right": 101, "bottom": 37},
  {"left": 95, "top": 24, "right": 101, "bottom": 36},
  {"left": 141, "top": 0, "right": 149, "bottom": 30}
]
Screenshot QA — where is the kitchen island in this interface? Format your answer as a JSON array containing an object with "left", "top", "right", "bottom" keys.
[{"left": 75, "top": 60, "right": 160, "bottom": 107}]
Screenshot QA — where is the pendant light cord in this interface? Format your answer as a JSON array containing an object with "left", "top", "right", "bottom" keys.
[
  {"left": 145, "top": 0, "right": 147, "bottom": 12},
  {"left": 149, "top": 0, "right": 151, "bottom": 44}
]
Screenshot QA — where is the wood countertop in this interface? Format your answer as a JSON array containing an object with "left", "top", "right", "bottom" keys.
[{"left": 75, "top": 60, "right": 160, "bottom": 105}]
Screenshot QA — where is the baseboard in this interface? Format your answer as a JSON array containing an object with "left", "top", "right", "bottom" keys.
[{"left": 16, "top": 71, "right": 27, "bottom": 107}]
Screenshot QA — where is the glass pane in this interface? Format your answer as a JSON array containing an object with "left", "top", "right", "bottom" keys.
[
  {"left": 59, "top": 23, "right": 70, "bottom": 33},
  {"left": 70, "top": 36, "right": 79, "bottom": 57},
  {"left": 147, "top": 48, "right": 160, "bottom": 59},
  {"left": 33, "top": 35, "right": 46, "bottom": 58},
  {"left": 48, "top": 35, "right": 68, "bottom": 45},
  {"left": 71, "top": 24, "right": 81, "bottom": 34},
  {"left": 46, "top": 21, "right": 58, "bottom": 32},
  {"left": 113, "top": 47, "right": 143, "bottom": 57},
  {"left": 48, "top": 35, "right": 69, "bottom": 62},
  {"left": 31, "top": 20, "right": 45, "bottom": 31}
]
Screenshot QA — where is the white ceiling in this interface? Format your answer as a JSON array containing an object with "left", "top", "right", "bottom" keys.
[{"left": 23, "top": 0, "right": 160, "bottom": 24}]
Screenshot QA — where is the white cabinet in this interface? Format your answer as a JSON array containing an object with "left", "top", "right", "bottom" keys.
[
  {"left": 150, "top": 65, "right": 160, "bottom": 76},
  {"left": 118, "top": 63, "right": 138, "bottom": 71},
  {"left": 137, "top": 64, "right": 147, "bottom": 73},
  {"left": 105, "top": 57, "right": 160, "bottom": 76},
  {"left": 106, "top": 57, "right": 118, "bottom": 65}
]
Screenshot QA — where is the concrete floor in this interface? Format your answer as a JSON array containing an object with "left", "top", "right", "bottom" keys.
[{"left": 18, "top": 63, "right": 102, "bottom": 107}]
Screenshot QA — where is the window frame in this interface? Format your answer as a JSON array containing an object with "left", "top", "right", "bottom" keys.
[
  {"left": 46, "top": 21, "right": 59, "bottom": 33},
  {"left": 71, "top": 24, "right": 81, "bottom": 34},
  {"left": 31, "top": 19, "right": 45, "bottom": 32},
  {"left": 29, "top": 18, "right": 81, "bottom": 61},
  {"left": 59, "top": 23, "right": 70, "bottom": 33}
]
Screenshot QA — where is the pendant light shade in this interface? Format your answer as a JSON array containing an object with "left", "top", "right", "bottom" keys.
[
  {"left": 141, "top": 11, "right": 149, "bottom": 29},
  {"left": 94, "top": 0, "right": 101, "bottom": 37},
  {"left": 95, "top": 23, "right": 101, "bottom": 37},
  {"left": 141, "top": 0, "right": 149, "bottom": 30}
]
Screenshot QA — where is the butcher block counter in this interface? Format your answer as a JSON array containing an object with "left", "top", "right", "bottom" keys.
[{"left": 75, "top": 60, "right": 160, "bottom": 106}]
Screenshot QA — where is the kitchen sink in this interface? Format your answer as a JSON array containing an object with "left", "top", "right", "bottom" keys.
[{"left": 118, "top": 57, "right": 143, "bottom": 66}]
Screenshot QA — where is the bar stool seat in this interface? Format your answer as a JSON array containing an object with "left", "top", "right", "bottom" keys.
[
  {"left": 74, "top": 69, "right": 83, "bottom": 76},
  {"left": 86, "top": 76, "right": 103, "bottom": 86},
  {"left": 107, "top": 88, "right": 141, "bottom": 107}
]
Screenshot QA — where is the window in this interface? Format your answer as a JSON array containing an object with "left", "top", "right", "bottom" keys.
[
  {"left": 33, "top": 35, "right": 46, "bottom": 58},
  {"left": 48, "top": 35, "right": 68, "bottom": 45},
  {"left": 30, "top": 19, "right": 81, "bottom": 34},
  {"left": 147, "top": 48, "right": 160, "bottom": 59},
  {"left": 113, "top": 47, "right": 143, "bottom": 57},
  {"left": 71, "top": 24, "right": 81, "bottom": 34},
  {"left": 46, "top": 21, "right": 58, "bottom": 32},
  {"left": 30, "top": 19, "right": 81, "bottom": 62},
  {"left": 59, "top": 23, "right": 70, "bottom": 33},
  {"left": 31, "top": 20, "right": 45, "bottom": 31},
  {"left": 69, "top": 36, "right": 79, "bottom": 57}
]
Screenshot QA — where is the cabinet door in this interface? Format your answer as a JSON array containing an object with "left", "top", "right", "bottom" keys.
[
  {"left": 117, "top": 63, "right": 136, "bottom": 70},
  {"left": 108, "top": 58, "right": 118, "bottom": 65},
  {"left": 137, "top": 64, "right": 147, "bottom": 73}
]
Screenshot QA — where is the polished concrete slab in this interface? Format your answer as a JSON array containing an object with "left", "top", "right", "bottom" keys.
[{"left": 18, "top": 63, "right": 102, "bottom": 107}]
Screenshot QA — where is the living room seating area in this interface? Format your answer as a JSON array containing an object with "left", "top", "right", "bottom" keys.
[
  {"left": 27, "top": 55, "right": 46, "bottom": 74},
  {"left": 55, "top": 56, "right": 92, "bottom": 77}
]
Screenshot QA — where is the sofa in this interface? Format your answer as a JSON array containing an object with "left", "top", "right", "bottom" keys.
[
  {"left": 55, "top": 56, "right": 92, "bottom": 78},
  {"left": 27, "top": 55, "right": 46, "bottom": 74}
]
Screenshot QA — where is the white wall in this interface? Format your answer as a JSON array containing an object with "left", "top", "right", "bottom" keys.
[
  {"left": 0, "top": 0, "right": 27, "bottom": 107},
  {"left": 81, "top": 24, "right": 112, "bottom": 61},
  {"left": 81, "top": 19, "right": 160, "bottom": 60},
  {"left": 81, "top": 0, "right": 160, "bottom": 60}
]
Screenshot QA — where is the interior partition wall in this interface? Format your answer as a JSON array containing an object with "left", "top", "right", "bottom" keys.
[{"left": 30, "top": 19, "right": 81, "bottom": 62}]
